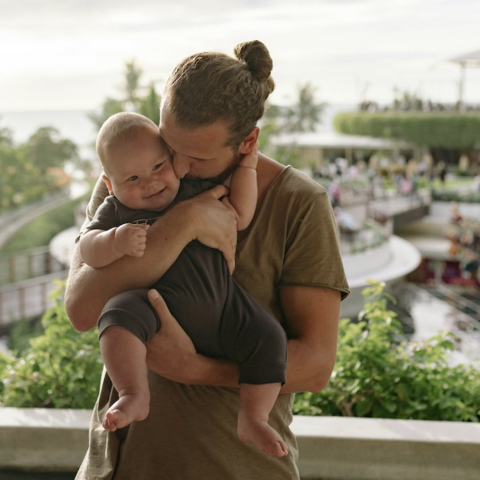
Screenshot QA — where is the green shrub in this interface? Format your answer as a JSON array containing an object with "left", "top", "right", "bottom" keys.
[
  {"left": 0, "top": 352, "right": 8, "bottom": 398},
  {"left": 432, "top": 189, "right": 480, "bottom": 203},
  {"left": 7, "top": 317, "right": 44, "bottom": 356},
  {"left": 334, "top": 111, "right": 480, "bottom": 149},
  {"left": 294, "top": 280, "right": 480, "bottom": 421},
  {"left": 0, "top": 281, "right": 103, "bottom": 409},
  {"left": 0, "top": 127, "right": 79, "bottom": 213},
  {"left": 3, "top": 278, "right": 479, "bottom": 419}
]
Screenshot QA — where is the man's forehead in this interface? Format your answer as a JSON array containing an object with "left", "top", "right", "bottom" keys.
[{"left": 160, "top": 123, "right": 232, "bottom": 160}]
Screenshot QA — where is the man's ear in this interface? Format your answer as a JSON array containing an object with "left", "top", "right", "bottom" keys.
[
  {"left": 102, "top": 174, "right": 115, "bottom": 196},
  {"left": 238, "top": 127, "right": 260, "bottom": 154}
]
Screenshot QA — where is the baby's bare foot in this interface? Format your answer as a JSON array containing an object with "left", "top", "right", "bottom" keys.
[
  {"left": 102, "top": 393, "right": 149, "bottom": 432},
  {"left": 238, "top": 417, "right": 288, "bottom": 457}
]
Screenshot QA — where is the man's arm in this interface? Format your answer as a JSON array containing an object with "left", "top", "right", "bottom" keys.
[
  {"left": 65, "top": 185, "right": 237, "bottom": 332},
  {"left": 279, "top": 286, "right": 340, "bottom": 393},
  {"left": 145, "top": 286, "right": 341, "bottom": 394}
]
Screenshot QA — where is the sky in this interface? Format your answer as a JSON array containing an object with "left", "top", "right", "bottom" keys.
[{"left": 1, "top": 0, "right": 480, "bottom": 113}]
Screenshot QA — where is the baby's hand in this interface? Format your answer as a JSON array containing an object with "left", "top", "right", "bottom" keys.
[
  {"left": 239, "top": 141, "right": 258, "bottom": 170},
  {"left": 114, "top": 224, "right": 150, "bottom": 257}
]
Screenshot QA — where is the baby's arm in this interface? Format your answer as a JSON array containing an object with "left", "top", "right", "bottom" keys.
[
  {"left": 226, "top": 143, "right": 258, "bottom": 231},
  {"left": 79, "top": 224, "right": 149, "bottom": 268}
]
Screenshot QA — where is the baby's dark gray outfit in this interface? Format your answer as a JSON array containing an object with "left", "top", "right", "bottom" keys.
[{"left": 88, "top": 181, "right": 287, "bottom": 385}]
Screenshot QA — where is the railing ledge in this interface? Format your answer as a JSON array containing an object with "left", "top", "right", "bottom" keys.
[{"left": 0, "top": 408, "right": 479, "bottom": 479}]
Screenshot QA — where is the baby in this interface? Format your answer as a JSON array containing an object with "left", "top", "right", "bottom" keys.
[{"left": 79, "top": 112, "right": 288, "bottom": 457}]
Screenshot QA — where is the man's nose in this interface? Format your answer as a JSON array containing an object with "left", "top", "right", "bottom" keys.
[{"left": 173, "top": 154, "right": 191, "bottom": 179}]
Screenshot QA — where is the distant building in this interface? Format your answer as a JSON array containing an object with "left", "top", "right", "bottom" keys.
[{"left": 272, "top": 131, "right": 416, "bottom": 168}]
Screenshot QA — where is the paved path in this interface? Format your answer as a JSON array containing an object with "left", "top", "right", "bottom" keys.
[
  {"left": 0, "top": 181, "right": 89, "bottom": 251},
  {"left": 0, "top": 181, "right": 89, "bottom": 327}
]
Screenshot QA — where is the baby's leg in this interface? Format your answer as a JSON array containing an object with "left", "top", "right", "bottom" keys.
[
  {"left": 97, "top": 289, "right": 159, "bottom": 432},
  {"left": 100, "top": 326, "right": 150, "bottom": 432},
  {"left": 238, "top": 383, "right": 288, "bottom": 457}
]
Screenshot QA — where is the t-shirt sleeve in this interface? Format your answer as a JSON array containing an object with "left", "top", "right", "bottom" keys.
[
  {"left": 75, "top": 175, "right": 109, "bottom": 243},
  {"left": 280, "top": 189, "right": 350, "bottom": 300},
  {"left": 86, "top": 197, "right": 119, "bottom": 232}
]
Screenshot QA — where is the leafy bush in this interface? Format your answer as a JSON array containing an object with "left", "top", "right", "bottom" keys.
[
  {"left": 334, "top": 111, "right": 480, "bottom": 149},
  {"left": 432, "top": 189, "right": 480, "bottom": 204},
  {"left": 294, "top": 281, "right": 480, "bottom": 421},
  {"left": 0, "top": 127, "right": 79, "bottom": 213},
  {"left": 7, "top": 317, "right": 44, "bottom": 356},
  {"left": 0, "top": 281, "right": 103, "bottom": 408},
  {"left": 3, "top": 279, "right": 479, "bottom": 420}
]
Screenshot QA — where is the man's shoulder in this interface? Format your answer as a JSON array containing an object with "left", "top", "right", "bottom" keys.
[{"left": 272, "top": 166, "right": 327, "bottom": 200}]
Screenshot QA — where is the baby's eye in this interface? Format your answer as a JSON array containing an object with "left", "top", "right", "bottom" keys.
[
  {"left": 153, "top": 163, "right": 163, "bottom": 171},
  {"left": 127, "top": 175, "right": 138, "bottom": 182}
]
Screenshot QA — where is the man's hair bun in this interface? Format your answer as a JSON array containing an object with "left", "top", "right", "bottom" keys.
[
  {"left": 234, "top": 40, "right": 273, "bottom": 82},
  {"left": 164, "top": 40, "right": 275, "bottom": 148}
]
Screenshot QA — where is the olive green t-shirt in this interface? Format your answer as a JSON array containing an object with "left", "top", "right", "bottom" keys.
[{"left": 76, "top": 166, "right": 349, "bottom": 480}]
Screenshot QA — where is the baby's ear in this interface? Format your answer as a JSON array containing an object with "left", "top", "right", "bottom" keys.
[{"left": 102, "top": 174, "right": 115, "bottom": 196}]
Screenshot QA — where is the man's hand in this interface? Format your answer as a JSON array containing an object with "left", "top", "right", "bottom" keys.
[
  {"left": 114, "top": 223, "right": 150, "bottom": 257},
  {"left": 145, "top": 289, "right": 241, "bottom": 387},
  {"left": 145, "top": 289, "right": 199, "bottom": 383},
  {"left": 184, "top": 185, "right": 238, "bottom": 273}
]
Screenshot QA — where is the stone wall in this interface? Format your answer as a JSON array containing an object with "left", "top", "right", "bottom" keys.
[{"left": 1, "top": 408, "right": 480, "bottom": 479}]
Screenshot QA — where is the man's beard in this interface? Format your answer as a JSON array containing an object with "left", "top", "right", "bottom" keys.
[{"left": 187, "top": 151, "right": 242, "bottom": 185}]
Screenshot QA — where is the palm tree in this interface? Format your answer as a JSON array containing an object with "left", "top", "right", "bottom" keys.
[
  {"left": 123, "top": 60, "right": 143, "bottom": 107},
  {"left": 283, "top": 83, "right": 325, "bottom": 132},
  {"left": 138, "top": 83, "right": 161, "bottom": 126},
  {"left": 88, "top": 60, "right": 161, "bottom": 130}
]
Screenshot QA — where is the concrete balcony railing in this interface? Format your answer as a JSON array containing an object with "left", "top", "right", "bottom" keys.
[
  {"left": 338, "top": 218, "right": 392, "bottom": 255},
  {"left": 1, "top": 408, "right": 479, "bottom": 480}
]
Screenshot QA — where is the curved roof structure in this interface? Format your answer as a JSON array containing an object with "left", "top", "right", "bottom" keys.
[{"left": 449, "top": 49, "right": 480, "bottom": 66}]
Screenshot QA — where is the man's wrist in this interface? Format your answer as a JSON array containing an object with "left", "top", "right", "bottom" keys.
[{"left": 189, "top": 354, "right": 240, "bottom": 388}]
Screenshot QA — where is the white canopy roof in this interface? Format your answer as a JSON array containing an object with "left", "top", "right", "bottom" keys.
[
  {"left": 272, "top": 132, "right": 413, "bottom": 151},
  {"left": 449, "top": 49, "right": 480, "bottom": 66}
]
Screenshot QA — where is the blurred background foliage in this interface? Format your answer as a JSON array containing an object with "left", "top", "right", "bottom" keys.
[
  {"left": 0, "top": 282, "right": 103, "bottom": 409},
  {"left": 2, "top": 281, "right": 479, "bottom": 421},
  {"left": 0, "top": 126, "right": 81, "bottom": 213},
  {"left": 294, "top": 282, "right": 480, "bottom": 422},
  {"left": 88, "top": 60, "right": 161, "bottom": 130},
  {"left": 334, "top": 112, "right": 480, "bottom": 149}
]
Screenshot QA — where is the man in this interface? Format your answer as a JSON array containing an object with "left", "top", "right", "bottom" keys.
[{"left": 66, "top": 40, "right": 349, "bottom": 479}]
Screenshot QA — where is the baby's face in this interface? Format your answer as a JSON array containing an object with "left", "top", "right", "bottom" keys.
[{"left": 103, "top": 127, "right": 180, "bottom": 211}]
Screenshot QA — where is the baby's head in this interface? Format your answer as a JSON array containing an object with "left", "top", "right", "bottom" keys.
[{"left": 97, "top": 112, "right": 180, "bottom": 212}]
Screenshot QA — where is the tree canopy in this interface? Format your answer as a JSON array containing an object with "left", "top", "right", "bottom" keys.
[
  {"left": 89, "top": 60, "right": 161, "bottom": 130},
  {"left": 264, "top": 82, "right": 325, "bottom": 134},
  {"left": 0, "top": 126, "right": 78, "bottom": 212}
]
